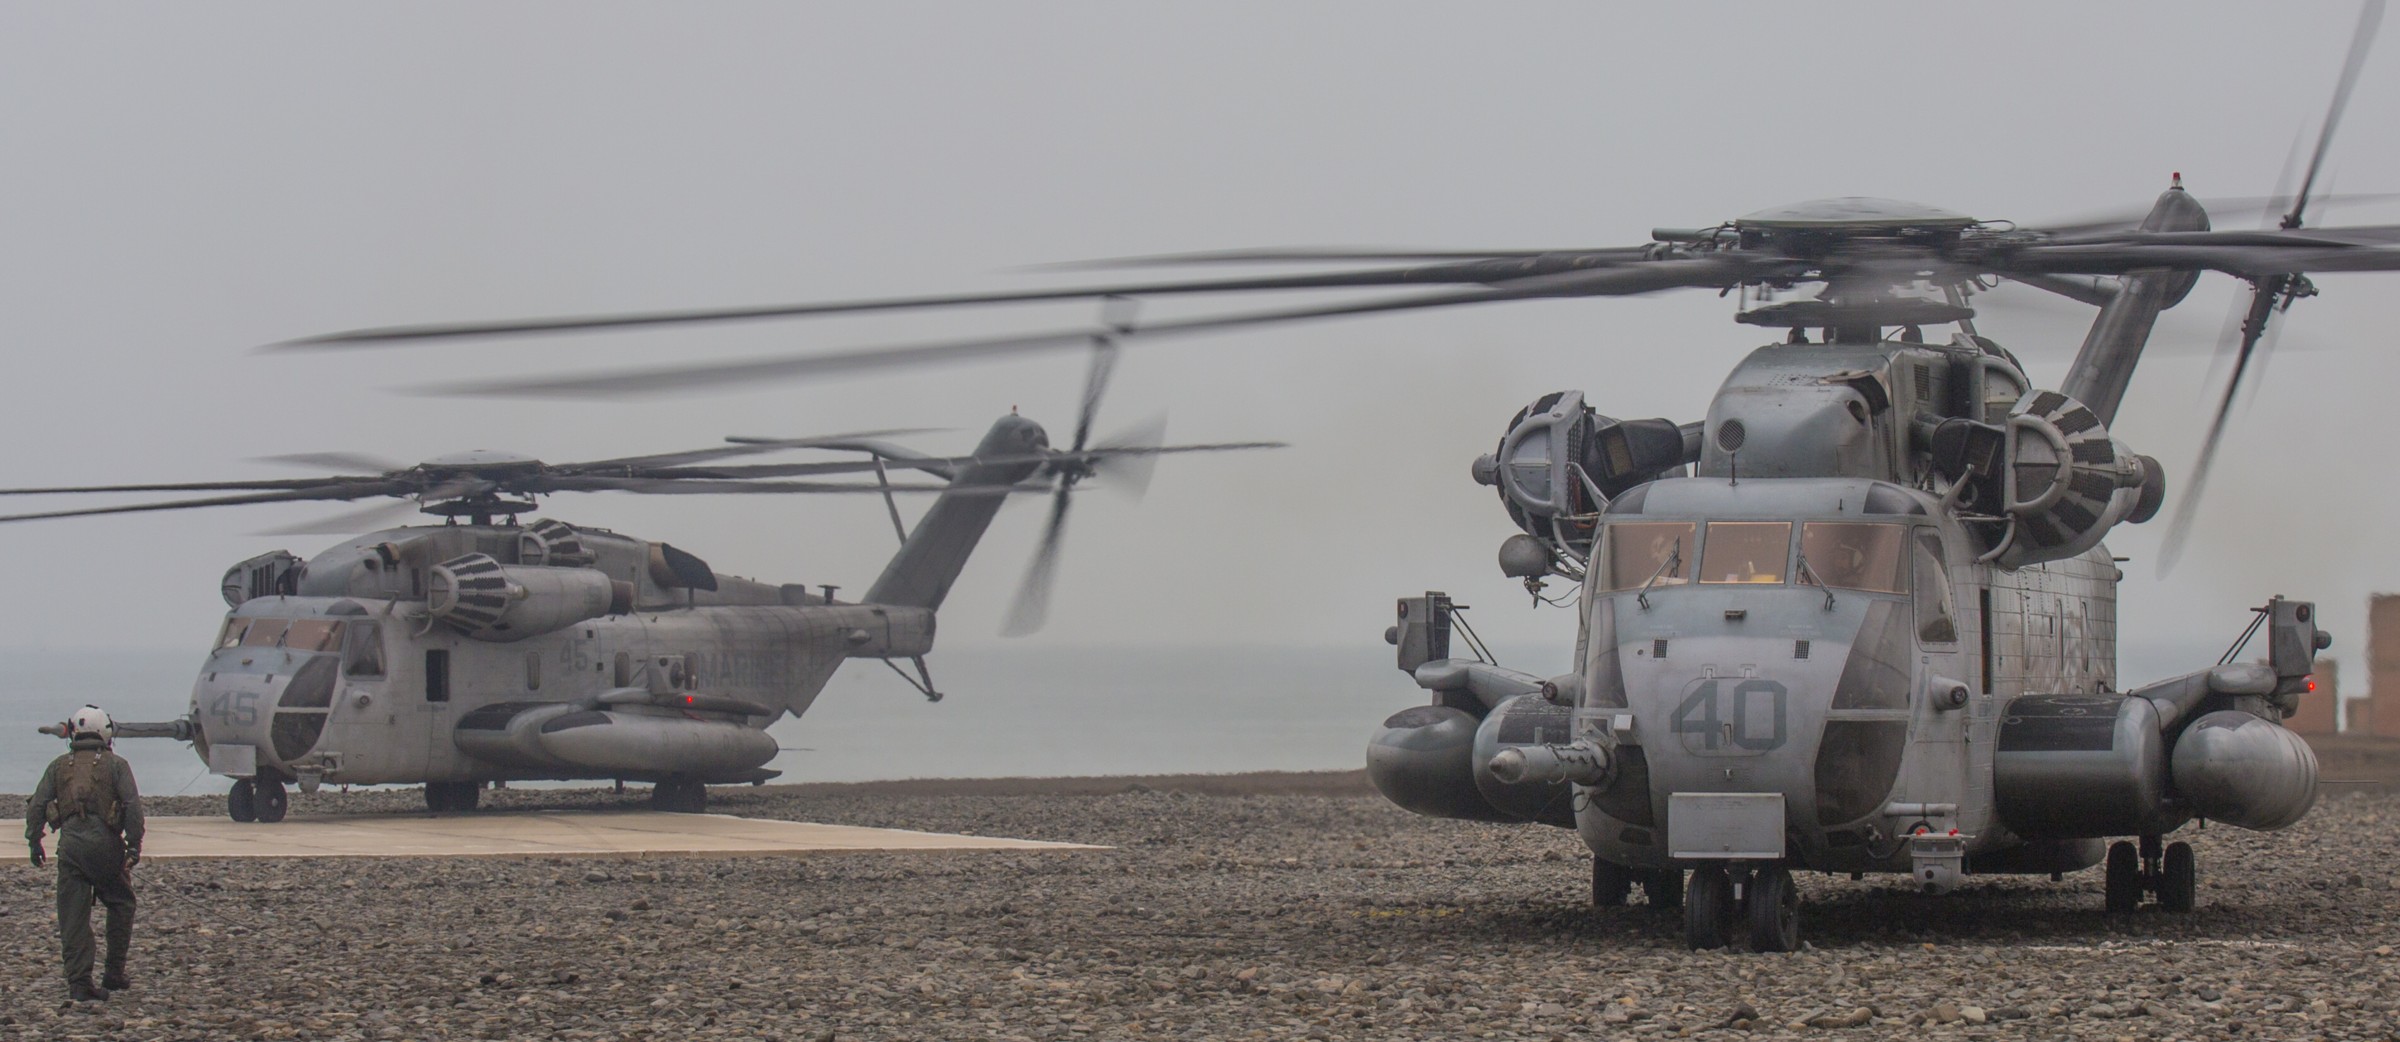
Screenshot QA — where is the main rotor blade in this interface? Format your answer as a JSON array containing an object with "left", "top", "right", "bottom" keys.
[
  {"left": 1000, "top": 487, "right": 1072, "bottom": 638},
  {"left": 0, "top": 477, "right": 353, "bottom": 495},
  {"left": 281, "top": 253, "right": 1661, "bottom": 349},
  {"left": 0, "top": 481, "right": 409, "bottom": 525},
  {"left": 532, "top": 476, "right": 970, "bottom": 495},
  {"left": 565, "top": 428, "right": 945, "bottom": 472},
  {"left": 2285, "top": 0, "right": 2386, "bottom": 231},
  {"left": 427, "top": 257, "right": 1772, "bottom": 400},
  {"left": 253, "top": 452, "right": 407, "bottom": 474},
  {"left": 255, "top": 498, "right": 426, "bottom": 536},
  {"left": 2028, "top": 192, "right": 2400, "bottom": 238},
  {"left": 1027, "top": 246, "right": 1645, "bottom": 270}
]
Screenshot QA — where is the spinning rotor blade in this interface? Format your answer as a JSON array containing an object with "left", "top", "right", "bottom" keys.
[
  {"left": 1088, "top": 413, "right": 1169, "bottom": 500},
  {"left": 999, "top": 489, "right": 1072, "bottom": 638},
  {"left": 0, "top": 481, "right": 411, "bottom": 525},
  {"left": 0, "top": 477, "right": 352, "bottom": 495},
  {"left": 253, "top": 451, "right": 408, "bottom": 474},
  {"left": 564, "top": 428, "right": 945, "bottom": 473},
  {"left": 281, "top": 252, "right": 1666, "bottom": 350},
  {"left": 531, "top": 476, "right": 972, "bottom": 495},
  {"left": 254, "top": 498, "right": 427, "bottom": 536},
  {"left": 1027, "top": 246, "right": 1646, "bottom": 270},
  {"left": 2156, "top": 0, "right": 2383, "bottom": 576},
  {"left": 426, "top": 257, "right": 1774, "bottom": 400}
]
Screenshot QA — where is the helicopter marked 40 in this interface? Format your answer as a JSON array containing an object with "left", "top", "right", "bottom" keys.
[
  {"left": 16, "top": 387, "right": 1280, "bottom": 821},
  {"left": 273, "top": 4, "right": 2394, "bottom": 950}
]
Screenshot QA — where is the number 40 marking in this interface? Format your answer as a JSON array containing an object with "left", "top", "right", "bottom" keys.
[{"left": 1671, "top": 679, "right": 1787, "bottom": 751}]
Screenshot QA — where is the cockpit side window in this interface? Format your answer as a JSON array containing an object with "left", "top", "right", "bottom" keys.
[
  {"left": 1602, "top": 521, "right": 1696, "bottom": 591},
  {"left": 342, "top": 623, "right": 386, "bottom": 678},
  {"left": 217, "top": 619, "right": 250, "bottom": 649},
  {"left": 1799, "top": 522, "right": 1908, "bottom": 594},
  {"left": 1698, "top": 521, "right": 1793, "bottom": 585},
  {"left": 1913, "top": 531, "right": 1958, "bottom": 644}
]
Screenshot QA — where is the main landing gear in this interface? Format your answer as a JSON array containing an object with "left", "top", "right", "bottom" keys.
[
  {"left": 650, "top": 778, "right": 708, "bottom": 814},
  {"left": 2105, "top": 835, "right": 2197, "bottom": 914},
  {"left": 424, "top": 781, "right": 483, "bottom": 814},
  {"left": 226, "top": 777, "right": 288, "bottom": 823},
  {"left": 1681, "top": 862, "right": 1801, "bottom": 952}
]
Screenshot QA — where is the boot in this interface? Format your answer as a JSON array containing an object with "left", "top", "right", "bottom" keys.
[
  {"left": 69, "top": 979, "right": 109, "bottom": 1003},
  {"left": 102, "top": 967, "right": 130, "bottom": 992}
]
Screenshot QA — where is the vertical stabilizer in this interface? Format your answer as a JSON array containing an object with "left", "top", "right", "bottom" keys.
[
  {"left": 2060, "top": 183, "right": 2212, "bottom": 425},
  {"left": 864, "top": 415, "right": 1050, "bottom": 610}
]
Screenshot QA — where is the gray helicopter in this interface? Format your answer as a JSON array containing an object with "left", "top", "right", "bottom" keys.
[
  {"left": 268, "top": 5, "right": 2396, "bottom": 950},
  {"left": 15, "top": 388, "right": 1276, "bottom": 820}
]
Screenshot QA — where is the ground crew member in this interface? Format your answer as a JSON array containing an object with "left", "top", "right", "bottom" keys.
[{"left": 25, "top": 704, "right": 143, "bottom": 1003}]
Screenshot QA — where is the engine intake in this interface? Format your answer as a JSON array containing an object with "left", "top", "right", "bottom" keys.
[{"left": 427, "top": 553, "right": 633, "bottom": 642}]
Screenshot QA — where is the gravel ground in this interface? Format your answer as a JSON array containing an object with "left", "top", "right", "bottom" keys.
[{"left": 5, "top": 777, "right": 2398, "bottom": 1041}]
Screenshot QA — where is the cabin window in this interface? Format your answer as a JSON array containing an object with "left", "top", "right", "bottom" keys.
[
  {"left": 1799, "top": 523, "right": 1908, "bottom": 594},
  {"left": 1913, "top": 531, "right": 1958, "bottom": 644},
  {"left": 1601, "top": 521, "right": 1695, "bottom": 591},
  {"left": 425, "top": 649, "right": 451, "bottom": 703},
  {"left": 1699, "top": 521, "right": 1792, "bottom": 585},
  {"left": 343, "top": 624, "right": 385, "bottom": 678}
]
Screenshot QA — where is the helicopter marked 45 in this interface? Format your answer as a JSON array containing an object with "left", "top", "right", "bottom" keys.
[
  {"left": 267, "top": 3, "right": 2393, "bottom": 952},
  {"left": 18, "top": 381, "right": 1280, "bottom": 821}
]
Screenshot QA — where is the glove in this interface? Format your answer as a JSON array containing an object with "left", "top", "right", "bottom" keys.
[
  {"left": 29, "top": 843, "right": 43, "bottom": 869},
  {"left": 123, "top": 852, "right": 139, "bottom": 873}
]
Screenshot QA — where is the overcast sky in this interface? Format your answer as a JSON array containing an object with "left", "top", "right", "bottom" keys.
[{"left": 2, "top": 2, "right": 2396, "bottom": 687}]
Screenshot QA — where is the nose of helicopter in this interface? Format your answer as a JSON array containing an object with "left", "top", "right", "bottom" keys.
[{"left": 1600, "top": 585, "right": 1915, "bottom": 838}]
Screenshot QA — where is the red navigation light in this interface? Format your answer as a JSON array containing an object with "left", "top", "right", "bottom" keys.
[{"left": 2306, "top": 676, "right": 2317, "bottom": 693}]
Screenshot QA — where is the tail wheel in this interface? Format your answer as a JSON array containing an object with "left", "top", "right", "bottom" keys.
[
  {"left": 2160, "top": 842, "right": 2197, "bottom": 913},
  {"left": 1747, "top": 865, "right": 1801, "bottom": 952},
  {"left": 254, "top": 778, "right": 289, "bottom": 824},
  {"left": 227, "top": 779, "right": 258, "bottom": 823},
  {"left": 1641, "top": 868, "right": 1684, "bottom": 910},
  {"left": 2104, "top": 840, "right": 2141, "bottom": 914},
  {"left": 1684, "top": 865, "right": 1733, "bottom": 950},
  {"left": 1592, "top": 859, "right": 1632, "bottom": 908}
]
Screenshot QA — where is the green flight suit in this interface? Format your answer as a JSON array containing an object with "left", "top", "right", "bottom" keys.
[{"left": 25, "top": 736, "right": 144, "bottom": 990}]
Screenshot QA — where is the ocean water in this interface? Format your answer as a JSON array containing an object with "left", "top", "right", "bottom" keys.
[{"left": 0, "top": 643, "right": 1567, "bottom": 797}]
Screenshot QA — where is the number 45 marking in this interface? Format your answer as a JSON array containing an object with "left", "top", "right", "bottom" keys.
[{"left": 1671, "top": 679, "right": 1788, "bottom": 752}]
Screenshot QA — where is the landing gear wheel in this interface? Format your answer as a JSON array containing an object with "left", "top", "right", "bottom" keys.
[
  {"left": 2160, "top": 841, "right": 2197, "bottom": 913},
  {"left": 2104, "top": 840, "right": 2141, "bottom": 915},
  {"left": 454, "top": 782, "right": 481, "bottom": 812},
  {"left": 227, "top": 778, "right": 257, "bottom": 823},
  {"left": 1747, "top": 865, "right": 1801, "bottom": 952},
  {"left": 1592, "top": 859, "right": 1632, "bottom": 908},
  {"left": 1684, "top": 865, "right": 1733, "bottom": 950},
  {"left": 424, "top": 783, "right": 451, "bottom": 813},
  {"left": 253, "top": 778, "right": 288, "bottom": 823},
  {"left": 1641, "top": 868, "right": 1685, "bottom": 910},
  {"left": 651, "top": 779, "right": 707, "bottom": 813}
]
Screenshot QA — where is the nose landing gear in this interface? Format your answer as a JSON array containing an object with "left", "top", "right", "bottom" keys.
[
  {"left": 1682, "top": 862, "right": 1802, "bottom": 951},
  {"left": 225, "top": 777, "right": 288, "bottom": 823}
]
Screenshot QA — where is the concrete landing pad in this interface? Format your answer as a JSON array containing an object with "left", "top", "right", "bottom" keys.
[{"left": 140, "top": 812, "right": 1103, "bottom": 860}]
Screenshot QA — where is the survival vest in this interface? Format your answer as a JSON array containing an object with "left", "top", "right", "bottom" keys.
[{"left": 46, "top": 750, "right": 124, "bottom": 829}]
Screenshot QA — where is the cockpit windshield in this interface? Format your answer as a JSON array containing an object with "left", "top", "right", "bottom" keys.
[
  {"left": 1798, "top": 522, "right": 1908, "bottom": 594},
  {"left": 1698, "top": 521, "right": 1792, "bottom": 584},
  {"left": 219, "top": 617, "right": 346, "bottom": 652},
  {"left": 1602, "top": 521, "right": 1695, "bottom": 591}
]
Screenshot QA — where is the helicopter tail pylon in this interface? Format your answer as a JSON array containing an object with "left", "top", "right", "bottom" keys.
[{"left": 860, "top": 414, "right": 1053, "bottom": 613}]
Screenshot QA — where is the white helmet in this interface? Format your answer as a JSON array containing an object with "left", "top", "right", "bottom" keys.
[{"left": 68, "top": 704, "right": 112, "bottom": 742}]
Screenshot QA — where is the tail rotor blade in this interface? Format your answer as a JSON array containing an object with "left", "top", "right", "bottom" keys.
[
  {"left": 999, "top": 488, "right": 1072, "bottom": 637},
  {"left": 2285, "top": 0, "right": 2385, "bottom": 230},
  {"left": 1072, "top": 337, "right": 1120, "bottom": 455},
  {"left": 2157, "top": 291, "right": 2279, "bottom": 574},
  {"left": 1090, "top": 413, "right": 1169, "bottom": 501}
]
